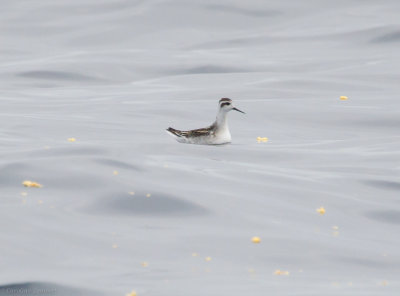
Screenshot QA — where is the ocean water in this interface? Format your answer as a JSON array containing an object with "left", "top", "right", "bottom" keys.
[{"left": 1, "top": 0, "right": 400, "bottom": 295}]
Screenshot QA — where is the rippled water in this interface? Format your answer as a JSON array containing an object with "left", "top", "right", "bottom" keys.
[{"left": 1, "top": 0, "right": 400, "bottom": 295}]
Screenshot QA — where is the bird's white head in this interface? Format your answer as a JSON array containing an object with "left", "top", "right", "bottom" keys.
[{"left": 219, "top": 98, "right": 245, "bottom": 114}]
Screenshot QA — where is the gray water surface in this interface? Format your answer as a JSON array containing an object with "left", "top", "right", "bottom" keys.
[{"left": 1, "top": 0, "right": 400, "bottom": 295}]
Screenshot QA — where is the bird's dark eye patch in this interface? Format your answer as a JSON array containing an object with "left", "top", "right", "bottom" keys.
[{"left": 221, "top": 102, "right": 231, "bottom": 107}]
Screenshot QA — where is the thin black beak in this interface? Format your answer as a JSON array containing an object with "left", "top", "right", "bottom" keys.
[{"left": 233, "top": 107, "right": 245, "bottom": 114}]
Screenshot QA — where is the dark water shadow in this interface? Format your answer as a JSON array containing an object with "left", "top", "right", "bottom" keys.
[
  {"left": 205, "top": 4, "right": 280, "bottom": 18},
  {"left": 17, "top": 71, "right": 104, "bottom": 82},
  {"left": 352, "top": 118, "right": 400, "bottom": 128},
  {"left": 30, "top": 147, "right": 106, "bottom": 158},
  {"left": 335, "top": 256, "right": 390, "bottom": 268},
  {"left": 188, "top": 36, "right": 273, "bottom": 50},
  {"left": 0, "top": 161, "right": 104, "bottom": 190},
  {"left": 365, "top": 210, "right": 400, "bottom": 225},
  {"left": 167, "top": 65, "right": 255, "bottom": 75},
  {"left": 363, "top": 180, "right": 400, "bottom": 191},
  {"left": 88, "top": 192, "right": 208, "bottom": 216},
  {"left": 94, "top": 158, "right": 141, "bottom": 171},
  {"left": 371, "top": 31, "right": 400, "bottom": 43},
  {"left": 0, "top": 282, "right": 103, "bottom": 296}
]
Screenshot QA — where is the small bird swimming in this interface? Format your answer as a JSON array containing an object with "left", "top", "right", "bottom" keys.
[{"left": 166, "top": 98, "right": 245, "bottom": 145}]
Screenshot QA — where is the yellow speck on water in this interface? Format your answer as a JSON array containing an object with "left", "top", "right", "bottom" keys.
[
  {"left": 248, "top": 268, "right": 255, "bottom": 273},
  {"left": 112, "top": 244, "right": 118, "bottom": 249},
  {"left": 192, "top": 252, "right": 198, "bottom": 257},
  {"left": 316, "top": 207, "right": 326, "bottom": 215},
  {"left": 141, "top": 262, "right": 149, "bottom": 267},
  {"left": 274, "top": 269, "right": 290, "bottom": 276},
  {"left": 128, "top": 191, "right": 135, "bottom": 196},
  {"left": 126, "top": 290, "right": 137, "bottom": 296},
  {"left": 340, "top": 96, "right": 348, "bottom": 101},
  {"left": 251, "top": 236, "right": 261, "bottom": 244},
  {"left": 380, "top": 280, "right": 388, "bottom": 286},
  {"left": 22, "top": 181, "right": 43, "bottom": 188},
  {"left": 146, "top": 193, "right": 151, "bottom": 198},
  {"left": 257, "top": 137, "right": 268, "bottom": 143},
  {"left": 38, "top": 200, "right": 43, "bottom": 204},
  {"left": 113, "top": 170, "right": 119, "bottom": 175},
  {"left": 67, "top": 138, "right": 76, "bottom": 142},
  {"left": 205, "top": 257, "right": 212, "bottom": 262},
  {"left": 332, "top": 226, "right": 339, "bottom": 230},
  {"left": 21, "top": 192, "right": 28, "bottom": 196}
]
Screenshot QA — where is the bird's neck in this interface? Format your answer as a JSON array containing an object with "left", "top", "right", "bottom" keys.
[{"left": 216, "top": 110, "right": 229, "bottom": 130}]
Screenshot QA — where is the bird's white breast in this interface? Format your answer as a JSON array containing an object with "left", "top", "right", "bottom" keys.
[{"left": 212, "top": 126, "right": 231, "bottom": 144}]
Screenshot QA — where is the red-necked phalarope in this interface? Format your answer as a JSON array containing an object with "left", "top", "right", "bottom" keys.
[{"left": 166, "top": 98, "right": 245, "bottom": 145}]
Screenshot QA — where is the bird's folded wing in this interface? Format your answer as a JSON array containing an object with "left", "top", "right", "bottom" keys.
[{"left": 186, "top": 128, "right": 213, "bottom": 137}]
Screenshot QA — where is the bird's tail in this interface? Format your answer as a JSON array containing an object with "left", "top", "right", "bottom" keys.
[{"left": 166, "top": 127, "right": 183, "bottom": 138}]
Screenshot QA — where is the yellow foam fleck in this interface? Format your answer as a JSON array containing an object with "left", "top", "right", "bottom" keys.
[
  {"left": 380, "top": 280, "right": 388, "bottom": 286},
  {"left": 67, "top": 138, "right": 76, "bottom": 142},
  {"left": 112, "top": 244, "right": 118, "bottom": 249},
  {"left": 126, "top": 290, "right": 137, "bottom": 296},
  {"left": 332, "top": 226, "right": 339, "bottom": 230},
  {"left": 257, "top": 137, "right": 268, "bottom": 143},
  {"left": 205, "top": 256, "right": 212, "bottom": 262},
  {"left": 141, "top": 262, "right": 149, "bottom": 267},
  {"left": 146, "top": 193, "right": 151, "bottom": 198},
  {"left": 21, "top": 192, "right": 28, "bottom": 196},
  {"left": 22, "top": 181, "right": 43, "bottom": 188},
  {"left": 113, "top": 170, "right": 119, "bottom": 175},
  {"left": 274, "top": 269, "right": 290, "bottom": 276},
  {"left": 316, "top": 207, "right": 326, "bottom": 215},
  {"left": 192, "top": 252, "right": 198, "bottom": 257},
  {"left": 340, "top": 96, "right": 348, "bottom": 101},
  {"left": 128, "top": 191, "right": 135, "bottom": 196},
  {"left": 251, "top": 236, "right": 261, "bottom": 244}
]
